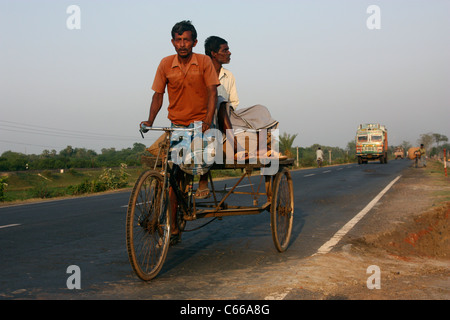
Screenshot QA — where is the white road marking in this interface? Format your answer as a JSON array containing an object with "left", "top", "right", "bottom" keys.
[
  {"left": 315, "top": 175, "right": 401, "bottom": 255},
  {"left": 121, "top": 183, "right": 255, "bottom": 207},
  {"left": 0, "top": 224, "right": 21, "bottom": 229},
  {"left": 322, "top": 170, "right": 331, "bottom": 173},
  {"left": 304, "top": 174, "right": 315, "bottom": 177}
]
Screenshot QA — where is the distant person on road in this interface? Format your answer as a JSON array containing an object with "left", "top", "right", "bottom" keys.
[
  {"left": 316, "top": 147, "right": 324, "bottom": 167},
  {"left": 418, "top": 143, "right": 427, "bottom": 167}
]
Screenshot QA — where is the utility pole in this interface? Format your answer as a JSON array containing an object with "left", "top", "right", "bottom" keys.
[
  {"left": 444, "top": 148, "right": 447, "bottom": 177},
  {"left": 329, "top": 150, "right": 332, "bottom": 165}
]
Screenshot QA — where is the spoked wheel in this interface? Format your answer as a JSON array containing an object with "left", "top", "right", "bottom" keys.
[
  {"left": 126, "top": 170, "right": 171, "bottom": 281},
  {"left": 176, "top": 172, "right": 192, "bottom": 232},
  {"left": 270, "top": 167, "right": 294, "bottom": 252}
]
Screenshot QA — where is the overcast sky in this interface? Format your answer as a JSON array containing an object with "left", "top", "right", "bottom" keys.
[{"left": 1, "top": 0, "right": 449, "bottom": 155}]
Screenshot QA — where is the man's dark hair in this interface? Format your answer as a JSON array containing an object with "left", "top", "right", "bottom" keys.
[
  {"left": 204, "top": 36, "right": 228, "bottom": 57},
  {"left": 171, "top": 20, "right": 197, "bottom": 41}
]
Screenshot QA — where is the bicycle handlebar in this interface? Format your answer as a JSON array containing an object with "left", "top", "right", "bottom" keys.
[{"left": 139, "top": 123, "right": 196, "bottom": 138}]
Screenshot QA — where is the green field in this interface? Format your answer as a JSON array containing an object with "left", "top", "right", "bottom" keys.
[
  {"left": 0, "top": 166, "right": 245, "bottom": 204},
  {"left": 0, "top": 167, "right": 143, "bottom": 203},
  {"left": 425, "top": 160, "right": 450, "bottom": 203}
]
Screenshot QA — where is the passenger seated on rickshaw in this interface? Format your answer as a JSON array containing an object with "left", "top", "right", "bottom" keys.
[
  {"left": 217, "top": 101, "right": 286, "bottom": 162},
  {"left": 204, "top": 35, "right": 286, "bottom": 162}
]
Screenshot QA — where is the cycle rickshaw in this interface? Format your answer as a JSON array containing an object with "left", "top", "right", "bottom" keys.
[{"left": 126, "top": 125, "right": 294, "bottom": 281}]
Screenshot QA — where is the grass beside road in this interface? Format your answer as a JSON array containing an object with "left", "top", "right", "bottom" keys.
[
  {"left": 0, "top": 166, "right": 245, "bottom": 205},
  {"left": 0, "top": 167, "right": 143, "bottom": 204},
  {"left": 425, "top": 159, "right": 450, "bottom": 203}
]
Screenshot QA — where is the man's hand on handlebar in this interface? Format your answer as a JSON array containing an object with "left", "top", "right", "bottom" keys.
[
  {"left": 139, "top": 121, "right": 153, "bottom": 138},
  {"left": 140, "top": 121, "right": 152, "bottom": 132}
]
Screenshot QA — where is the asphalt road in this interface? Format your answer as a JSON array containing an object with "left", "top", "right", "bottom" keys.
[{"left": 0, "top": 159, "right": 410, "bottom": 299}]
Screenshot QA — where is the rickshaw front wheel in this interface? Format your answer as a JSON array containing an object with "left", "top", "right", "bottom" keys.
[{"left": 126, "top": 170, "right": 171, "bottom": 281}]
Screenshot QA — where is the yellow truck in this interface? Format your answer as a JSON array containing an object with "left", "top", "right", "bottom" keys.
[
  {"left": 394, "top": 147, "right": 405, "bottom": 159},
  {"left": 356, "top": 124, "right": 388, "bottom": 164}
]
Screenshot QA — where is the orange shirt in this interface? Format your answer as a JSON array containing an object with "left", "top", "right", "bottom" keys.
[{"left": 152, "top": 53, "right": 220, "bottom": 126}]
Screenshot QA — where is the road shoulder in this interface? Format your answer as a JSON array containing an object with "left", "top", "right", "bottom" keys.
[{"left": 286, "top": 160, "right": 449, "bottom": 299}]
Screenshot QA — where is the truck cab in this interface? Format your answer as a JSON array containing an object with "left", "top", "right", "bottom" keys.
[
  {"left": 394, "top": 147, "right": 405, "bottom": 159},
  {"left": 356, "top": 124, "right": 388, "bottom": 164}
]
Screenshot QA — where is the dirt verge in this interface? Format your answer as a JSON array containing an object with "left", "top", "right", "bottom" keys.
[{"left": 289, "top": 160, "right": 449, "bottom": 300}]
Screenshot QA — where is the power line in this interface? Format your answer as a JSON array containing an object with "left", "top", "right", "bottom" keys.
[
  {"left": 0, "top": 126, "right": 138, "bottom": 141},
  {"left": 0, "top": 119, "right": 140, "bottom": 141},
  {"left": 0, "top": 119, "right": 159, "bottom": 154},
  {"left": 0, "top": 139, "right": 65, "bottom": 150}
]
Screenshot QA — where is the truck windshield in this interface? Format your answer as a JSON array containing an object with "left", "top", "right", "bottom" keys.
[
  {"left": 371, "top": 135, "right": 382, "bottom": 142},
  {"left": 358, "top": 135, "right": 368, "bottom": 142}
]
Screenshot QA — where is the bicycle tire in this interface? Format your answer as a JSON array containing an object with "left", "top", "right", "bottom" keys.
[
  {"left": 126, "top": 170, "right": 170, "bottom": 281},
  {"left": 270, "top": 167, "right": 294, "bottom": 252}
]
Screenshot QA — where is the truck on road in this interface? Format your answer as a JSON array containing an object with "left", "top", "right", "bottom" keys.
[
  {"left": 394, "top": 147, "right": 405, "bottom": 159},
  {"left": 356, "top": 123, "right": 388, "bottom": 164}
]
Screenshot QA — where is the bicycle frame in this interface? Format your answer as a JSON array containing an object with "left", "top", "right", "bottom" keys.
[
  {"left": 140, "top": 125, "right": 292, "bottom": 222},
  {"left": 141, "top": 126, "right": 195, "bottom": 221}
]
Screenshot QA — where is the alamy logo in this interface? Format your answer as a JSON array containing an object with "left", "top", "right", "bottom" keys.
[
  {"left": 66, "top": 265, "right": 81, "bottom": 289},
  {"left": 367, "top": 5, "right": 381, "bottom": 30},
  {"left": 66, "top": 5, "right": 81, "bottom": 30},
  {"left": 366, "top": 265, "right": 381, "bottom": 289}
]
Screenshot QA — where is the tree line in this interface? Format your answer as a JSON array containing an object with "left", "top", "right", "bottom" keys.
[
  {"left": 0, "top": 143, "right": 147, "bottom": 171},
  {"left": 1, "top": 131, "right": 447, "bottom": 172}
]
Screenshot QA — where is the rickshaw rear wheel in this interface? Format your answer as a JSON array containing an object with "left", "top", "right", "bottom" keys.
[{"left": 270, "top": 167, "right": 294, "bottom": 252}]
